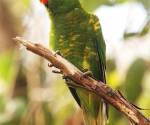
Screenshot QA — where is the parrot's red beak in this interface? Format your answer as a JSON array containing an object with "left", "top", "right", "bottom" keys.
[{"left": 40, "top": 0, "right": 48, "bottom": 5}]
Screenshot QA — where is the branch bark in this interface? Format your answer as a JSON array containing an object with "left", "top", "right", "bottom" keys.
[{"left": 14, "top": 37, "right": 150, "bottom": 125}]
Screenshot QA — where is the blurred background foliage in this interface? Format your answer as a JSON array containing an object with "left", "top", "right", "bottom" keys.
[{"left": 0, "top": 0, "right": 150, "bottom": 125}]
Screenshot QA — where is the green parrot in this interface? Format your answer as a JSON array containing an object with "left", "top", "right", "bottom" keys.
[{"left": 40, "top": 0, "right": 107, "bottom": 125}]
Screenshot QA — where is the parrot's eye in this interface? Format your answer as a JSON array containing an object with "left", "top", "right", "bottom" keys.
[{"left": 40, "top": 0, "right": 48, "bottom": 5}]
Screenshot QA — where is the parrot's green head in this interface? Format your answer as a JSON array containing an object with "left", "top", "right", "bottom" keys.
[{"left": 40, "top": 0, "right": 81, "bottom": 15}]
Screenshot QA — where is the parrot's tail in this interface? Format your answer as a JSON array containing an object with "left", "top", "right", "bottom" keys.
[{"left": 82, "top": 101, "right": 107, "bottom": 125}]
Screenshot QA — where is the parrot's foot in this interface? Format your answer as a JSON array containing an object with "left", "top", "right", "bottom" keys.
[
  {"left": 83, "top": 71, "right": 93, "bottom": 77},
  {"left": 54, "top": 50, "right": 62, "bottom": 56},
  {"left": 79, "top": 71, "right": 93, "bottom": 80},
  {"left": 52, "top": 70, "right": 62, "bottom": 74}
]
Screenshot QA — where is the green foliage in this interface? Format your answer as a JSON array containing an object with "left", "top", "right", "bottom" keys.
[
  {"left": 50, "top": 79, "right": 76, "bottom": 125},
  {"left": 23, "top": 0, "right": 30, "bottom": 8},
  {"left": 42, "top": 103, "right": 55, "bottom": 125},
  {"left": 0, "top": 96, "right": 6, "bottom": 112},
  {"left": 123, "top": 58, "right": 147, "bottom": 102},
  {"left": 107, "top": 106, "right": 121, "bottom": 125},
  {"left": 79, "top": 0, "right": 110, "bottom": 11},
  {"left": 137, "top": 0, "right": 150, "bottom": 10},
  {"left": 0, "top": 51, "right": 17, "bottom": 85}
]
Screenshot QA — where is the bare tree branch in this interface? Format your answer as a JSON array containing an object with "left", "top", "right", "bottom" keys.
[{"left": 13, "top": 37, "right": 150, "bottom": 125}]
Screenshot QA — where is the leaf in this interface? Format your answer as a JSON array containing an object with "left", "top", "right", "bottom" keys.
[
  {"left": 123, "top": 58, "right": 147, "bottom": 102},
  {"left": 0, "top": 51, "right": 17, "bottom": 85}
]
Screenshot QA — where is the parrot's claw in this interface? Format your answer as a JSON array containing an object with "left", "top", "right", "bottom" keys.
[
  {"left": 83, "top": 71, "right": 93, "bottom": 77},
  {"left": 52, "top": 70, "right": 62, "bottom": 74},
  {"left": 48, "top": 63, "right": 54, "bottom": 67},
  {"left": 54, "top": 50, "right": 62, "bottom": 56}
]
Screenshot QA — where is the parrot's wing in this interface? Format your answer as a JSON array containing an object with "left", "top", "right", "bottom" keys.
[
  {"left": 90, "top": 14, "right": 108, "bottom": 119},
  {"left": 90, "top": 14, "right": 106, "bottom": 83}
]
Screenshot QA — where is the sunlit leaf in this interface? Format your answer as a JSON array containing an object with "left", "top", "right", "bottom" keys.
[{"left": 0, "top": 51, "right": 17, "bottom": 85}]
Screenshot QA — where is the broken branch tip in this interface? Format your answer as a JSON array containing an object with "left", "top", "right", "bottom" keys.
[{"left": 13, "top": 37, "right": 28, "bottom": 46}]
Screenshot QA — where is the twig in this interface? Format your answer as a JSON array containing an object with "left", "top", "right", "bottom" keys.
[{"left": 13, "top": 37, "right": 150, "bottom": 125}]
